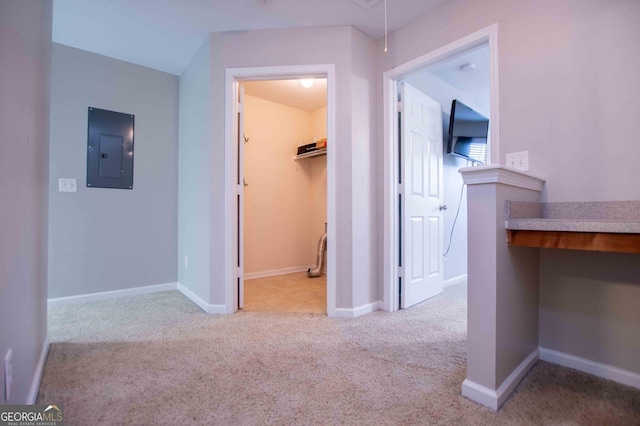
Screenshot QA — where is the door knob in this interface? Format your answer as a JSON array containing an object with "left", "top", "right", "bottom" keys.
[{"left": 439, "top": 205, "right": 448, "bottom": 211}]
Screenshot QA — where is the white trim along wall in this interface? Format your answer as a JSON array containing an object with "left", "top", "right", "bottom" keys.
[
  {"left": 47, "top": 282, "right": 178, "bottom": 307},
  {"left": 47, "top": 282, "right": 227, "bottom": 315}
]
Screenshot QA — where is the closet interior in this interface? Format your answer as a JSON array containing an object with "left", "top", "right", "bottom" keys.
[{"left": 241, "top": 78, "right": 328, "bottom": 313}]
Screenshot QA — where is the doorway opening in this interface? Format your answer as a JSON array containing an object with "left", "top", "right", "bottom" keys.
[
  {"left": 225, "top": 65, "right": 337, "bottom": 317},
  {"left": 241, "top": 78, "right": 328, "bottom": 313},
  {"left": 382, "top": 25, "right": 499, "bottom": 312}
]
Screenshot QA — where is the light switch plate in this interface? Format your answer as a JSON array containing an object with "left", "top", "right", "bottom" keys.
[
  {"left": 506, "top": 151, "right": 529, "bottom": 172},
  {"left": 59, "top": 178, "right": 77, "bottom": 192}
]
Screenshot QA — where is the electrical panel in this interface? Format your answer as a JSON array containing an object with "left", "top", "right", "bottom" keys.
[{"left": 87, "top": 107, "right": 134, "bottom": 189}]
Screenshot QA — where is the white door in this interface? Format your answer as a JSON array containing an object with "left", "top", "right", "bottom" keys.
[
  {"left": 235, "top": 84, "right": 245, "bottom": 309},
  {"left": 400, "top": 83, "right": 444, "bottom": 308}
]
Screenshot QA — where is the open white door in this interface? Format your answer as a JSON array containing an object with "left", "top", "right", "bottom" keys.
[
  {"left": 400, "top": 82, "right": 444, "bottom": 309},
  {"left": 236, "top": 84, "right": 245, "bottom": 309}
]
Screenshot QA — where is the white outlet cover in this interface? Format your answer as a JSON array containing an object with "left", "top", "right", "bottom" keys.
[
  {"left": 59, "top": 178, "right": 77, "bottom": 192},
  {"left": 505, "top": 151, "right": 529, "bottom": 172}
]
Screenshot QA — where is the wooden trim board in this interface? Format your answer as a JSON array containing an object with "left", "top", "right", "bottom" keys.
[{"left": 507, "top": 230, "right": 640, "bottom": 254}]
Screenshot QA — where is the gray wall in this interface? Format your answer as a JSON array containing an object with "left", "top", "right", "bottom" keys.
[
  {"left": 350, "top": 28, "right": 379, "bottom": 307},
  {"left": 465, "top": 182, "right": 540, "bottom": 390},
  {"left": 380, "top": 0, "right": 640, "bottom": 374},
  {"left": 539, "top": 251, "right": 640, "bottom": 373},
  {"left": 0, "top": 1, "right": 51, "bottom": 403},
  {"left": 48, "top": 44, "right": 179, "bottom": 298},
  {"left": 178, "top": 37, "right": 212, "bottom": 303}
]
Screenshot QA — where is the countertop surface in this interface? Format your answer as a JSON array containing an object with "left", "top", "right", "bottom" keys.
[
  {"left": 505, "top": 201, "right": 640, "bottom": 233},
  {"left": 507, "top": 218, "right": 640, "bottom": 233}
]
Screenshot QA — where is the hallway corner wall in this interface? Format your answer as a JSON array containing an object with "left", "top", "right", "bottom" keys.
[{"left": 48, "top": 44, "right": 179, "bottom": 299}]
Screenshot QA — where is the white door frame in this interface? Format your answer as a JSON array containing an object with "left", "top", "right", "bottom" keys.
[
  {"left": 224, "top": 64, "right": 337, "bottom": 317},
  {"left": 382, "top": 24, "right": 500, "bottom": 312}
]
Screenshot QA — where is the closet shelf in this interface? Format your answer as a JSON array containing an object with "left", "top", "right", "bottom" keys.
[{"left": 294, "top": 148, "right": 327, "bottom": 160}]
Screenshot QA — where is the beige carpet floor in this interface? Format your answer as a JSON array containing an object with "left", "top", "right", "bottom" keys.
[
  {"left": 243, "top": 272, "right": 326, "bottom": 313},
  {"left": 38, "top": 283, "right": 640, "bottom": 425}
]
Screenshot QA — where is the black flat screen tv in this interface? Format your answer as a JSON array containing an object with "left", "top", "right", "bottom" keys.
[{"left": 447, "top": 99, "right": 489, "bottom": 164}]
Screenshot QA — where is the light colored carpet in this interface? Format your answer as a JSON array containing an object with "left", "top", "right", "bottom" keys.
[
  {"left": 243, "top": 272, "right": 326, "bottom": 313},
  {"left": 38, "top": 283, "right": 640, "bottom": 425}
]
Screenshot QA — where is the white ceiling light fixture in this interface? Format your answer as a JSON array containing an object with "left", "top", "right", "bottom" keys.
[
  {"left": 299, "top": 78, "right": 315, "bottom": 88},
  {"left": 459, "top": 63, "right": 476, "bottom": 73}
]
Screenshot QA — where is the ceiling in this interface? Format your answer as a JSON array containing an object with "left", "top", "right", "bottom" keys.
[
  {"left": 242, "top": 42, "right": 489, "bottom": 112},
  {"left": 52, "top": 0, "right": 452, "bottom": 75},
  {"left": 242, "top": 79, "right": 327, "bottom": 112},
  {"left": 427, "top": 44, "right": 490, "bottom": 105},
  {"left": 405, "top": 43, "right": 490, "bottom": 113}
]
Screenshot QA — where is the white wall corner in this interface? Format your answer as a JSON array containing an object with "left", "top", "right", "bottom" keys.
[
  {"left": 27, "top": 336, "right": 50, "bottom": 404},
  {"left": 539, "top": 347, "right": 640, "bottom": 390},
  {"left": 177, "top": 283, "right": 228, "bottom": 315},
  {"left": 462, "top": 348, "right": 539, "bottom": 410},
  {"left": 333, "top": 301, "right": 382, "bottom": 319}
]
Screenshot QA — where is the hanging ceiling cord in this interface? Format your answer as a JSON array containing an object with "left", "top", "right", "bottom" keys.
[
  {"left": 443, "top": 179, "right": 467, "bottom": 257},
  {"left": 384, "top": 0, "right": 388, "bottom": 53}
]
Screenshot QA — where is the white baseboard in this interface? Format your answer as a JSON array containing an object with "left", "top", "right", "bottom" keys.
[
  {"left": 334, "top": 301, "right": 382, "bottom": 318},
  {"left": 444, "top": 274, "right": 467, "bottom": 287},
  {"left": 462, "top": 348, "right": 539, "bottom": 410},
  {"left": 48, "top": 282, "right": 178, "bottom": 307},
  {"left": 539, "top": 347, "right": 640, "bottom": 390},
  {"left": 27, "top": 336, "right": 50, "bottom": 404},
  {"left": 244, "top": 266, "right": 310, "bottom": 280},
  {"left": 177, "top": 283, "right": 227, "bottom": 315}
]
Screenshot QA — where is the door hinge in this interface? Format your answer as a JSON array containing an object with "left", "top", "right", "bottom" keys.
[
  {"left": 236, "top": 267, "right": 242, "bottom": 278},
  {"left": 397, "top": 101, "right": 404, "bottom": 112},
  {"left": 236, "top": 184, "right": 242, "bottom": 195},
  {"left": 397, "top": 266, "right": 403, "bottom": 277},
  {"left": 397, "top": 183, "right": 404, "bottom": 194}
]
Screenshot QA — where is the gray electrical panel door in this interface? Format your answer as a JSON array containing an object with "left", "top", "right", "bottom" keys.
[{"left": 87, "top": 107, "right": 134, "bottom": 189}]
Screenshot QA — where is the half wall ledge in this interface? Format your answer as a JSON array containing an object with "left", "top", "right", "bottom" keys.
[{"left": 460, "top": 164, "right": 545, "bottom": 410}]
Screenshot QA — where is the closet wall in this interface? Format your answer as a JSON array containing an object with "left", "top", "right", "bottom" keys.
[
  {"left": 243, "top": 94, "right": 327, "bottom": 276},
  {"left": 308, "top": 106, "right": 328, "bottom": 257}
]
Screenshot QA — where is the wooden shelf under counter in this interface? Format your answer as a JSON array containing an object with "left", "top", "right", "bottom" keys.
[{"left": 506, "top": 229, "right": 640, "bottom": 254}]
